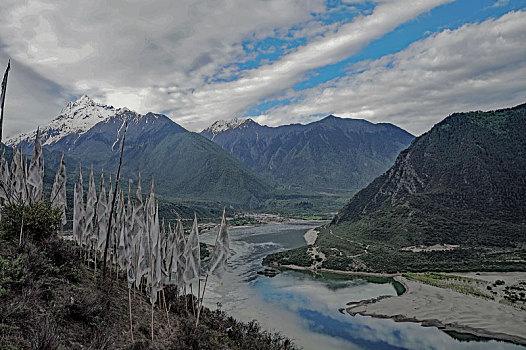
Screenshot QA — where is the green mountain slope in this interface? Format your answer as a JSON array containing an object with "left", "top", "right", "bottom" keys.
[
  {"left": 12, "top": 95, "right": 273, "bottom": 209},
  {"left": 202, "top": 116, "right": 414, "bottom": 193},
  {"left": 62, "top": 113, "right": 271, "bottom": 208},
  {"left": 266, "top": 104, "right": 526, "bottom": 272}
]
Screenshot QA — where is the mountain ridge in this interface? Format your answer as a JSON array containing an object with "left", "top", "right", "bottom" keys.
[
  {"left": 265, "top": 103, "right": 526, "bottom": 272},
  {"left": 9, "top": 96, "right": 272, "bottom": 208},
  {"left": 200, "top": 115, "right": 415, "bottom": 193}
]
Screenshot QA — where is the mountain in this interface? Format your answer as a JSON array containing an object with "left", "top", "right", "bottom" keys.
[
  {"left": 265, "top": 104, "right": 526, "bottom": 273},
  {"left": 7, "top": 95, "right": 123, "bottom": 152},
  {"left": 201, "top": 116, "right": 414, "bottom": 193},
  {"left": 10, "top": 96, "right": 271, "bottom": 208}
]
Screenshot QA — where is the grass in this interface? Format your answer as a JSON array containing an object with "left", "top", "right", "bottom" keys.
[{"left": 402, "top": 273, "right": 494, "bottom": 300}]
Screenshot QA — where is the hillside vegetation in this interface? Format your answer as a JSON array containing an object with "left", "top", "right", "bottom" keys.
[
  {"left": 58, "top": 114, "right": 272, "bottom": 208},
  {"left": 0, "top": 202, "right": 297, "bottom": 349},
  {"left": 266, "top": 104, "right": 526, "bottom": 273}
]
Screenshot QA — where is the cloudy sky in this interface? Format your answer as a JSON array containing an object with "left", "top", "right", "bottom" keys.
[{"left": 0, "top": 0, "right": 525, "bottom": 137}]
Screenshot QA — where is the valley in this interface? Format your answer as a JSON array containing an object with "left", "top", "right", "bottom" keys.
[
  {"left": 2, "top": 3, "right": 526, "bottom": 349},
  {"left": 266, "top": 104, "right": 526, "bottom": 274},
  {"left": 10, "top": 95, "right": 413, "bottom": 217},
  {"left": 2, "top": 96, "right": 526, "bottom": 348}
]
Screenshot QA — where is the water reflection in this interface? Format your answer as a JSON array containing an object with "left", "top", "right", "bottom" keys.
[{"left": 200, "top": 224, "right": 524, "bottom": 350}]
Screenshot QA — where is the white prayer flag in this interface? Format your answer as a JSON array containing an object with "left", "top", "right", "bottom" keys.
[
  {"left": 174, "top": 215, "right": 186, "bottom": 287},
  {"left": 208, "top": 209, "right": 229, "bottom": 280},
  {"left": 183, "top": 213, "right": 200, "bottom": 285},
  {"left": 27, "top": 128, "right": 44, "bottom": 201},
  {"left": 73, "top": 166, "right": 86, "bottom": 246},
  {"left": 0, "top": 148, "right": 11, "bottom": 203},
  {"left": 50, "top": 152, "right": 67, "bottom": 226},
  {"left": 135, "top": 172, "right": 149, "bottom": 289},
  {"left": 96, "top": 172, "right": 108, "bottom": 252},
  {"left": 84, "top": 165, "right": 97, "bottom": 246}
]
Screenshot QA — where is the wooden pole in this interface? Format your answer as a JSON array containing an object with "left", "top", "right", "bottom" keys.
[
  {"left": 102, "top": 122, "right": 128, "bottom": 277},
  {"left": 195, "top": 273, "right": 209, "bottom": 327},
  {"left": 0, "top": 60, "right": 11, "bottom": 144},
  {"left": 162, "top": 289, "right": 170, "bottom": 327},
  {"left": 94, "top": 169, "right": 103, "bottom": 277},
  {"left": 18, "top": 214, "right": 24, "bottom": 247},
  {"left": 109, "top": 252, "right": 113, "bottom": 275},
  {"left": 128, "top": 288, "right": 134, "bottom": 342},
  {"left": 87, "top": 243, "right": 91, "bottom": 268},
  {"left": 151, "top": 302, "right": 154, "bottom": 341},
  {"left": 184, "top": 285, "right": 187, "bottom": 313},
  {"left": 190, "top": 284, "right": 195, "bottom": 317}
]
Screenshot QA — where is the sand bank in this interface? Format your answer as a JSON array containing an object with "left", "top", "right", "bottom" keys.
[
  {"left": 304, "top": 228, "right": 319, "bottom": 245},
  {"left": 348, "top": 273, "right": 526, "bottom": 345}
]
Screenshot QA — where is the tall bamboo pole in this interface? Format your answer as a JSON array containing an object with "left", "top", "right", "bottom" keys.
[
  {"left": 162, "top": 289, "right": 170, "bottom": 327},
  {"left": 151, "top": 302, "right": 154, "bottom": 341},
  {"left": 102, "top": 122, "right": 128, "bottom": 277},
  {"left": 128, "top": 288, "right": 134, "bottom": 342},
  {"left": 190, "top": 284, "right": 195, "bottom": 317},
  {"left": 195, "top": 274, "right": 209, "bottom": 327},
  {"left": 0, "top": 59, "right": 11, "bottom": 144}
]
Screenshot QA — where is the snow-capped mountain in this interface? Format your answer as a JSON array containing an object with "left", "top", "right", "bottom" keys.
[
  {"left": 5, "top": 95, "right": 269, "bottom": 206},
  {"left": 201, "top": 115, "right": 415, "bottom": 192},
  {"left": 5, "top": 95, "right": 177, "bottom": 155},
  {"left": 200, "top": 118, "right": 258, "bottom": 140},
  {"left": 6, "top": 95, "right": 124, "bottom": 148}
]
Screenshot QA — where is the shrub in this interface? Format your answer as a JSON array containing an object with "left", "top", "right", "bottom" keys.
[{"left": 0, "top": 201, "right": 62, "bottom": 242}]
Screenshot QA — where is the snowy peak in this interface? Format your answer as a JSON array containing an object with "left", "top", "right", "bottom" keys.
[
  {"left": 202, "top": 118, "right": 259, "bottom": 139},
  {"left": 61, "top": 94, "right": 95, "bottom": 113},
  {"left": 7, "top": 96, "right": 124, "bottom": 147}
]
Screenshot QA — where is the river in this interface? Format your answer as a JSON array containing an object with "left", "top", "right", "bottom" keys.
[{"left": 199, "top": 223, "right": 523, "bottom": 350}]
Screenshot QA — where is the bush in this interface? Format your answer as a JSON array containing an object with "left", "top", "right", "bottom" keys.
[{"left": 0, "top": 201, "right": 62, "bottom": 242}]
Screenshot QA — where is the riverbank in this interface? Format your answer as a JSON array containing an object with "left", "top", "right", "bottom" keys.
[
  {"left": 273, "top": 264, "right": 526, "bottom": 345},
  {"left": 348, "top": 272, "right": 526, "bottom": 346},
  {"left": 200, "top": 217, "right": 327, "bottom": 233}
]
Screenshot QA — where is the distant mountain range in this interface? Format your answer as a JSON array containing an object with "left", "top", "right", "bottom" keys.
[
  {"left": 8, "top": 96, "right": 270, "bottom": 208},
  {"left": 201, "top": 116, "right": 414, "bottom": 193},
  {"left": 9, "top": 95, "right": 414, "bottom": 213},
  {"left": 265, "top": 103, "right": 526, "bottom": 272}
]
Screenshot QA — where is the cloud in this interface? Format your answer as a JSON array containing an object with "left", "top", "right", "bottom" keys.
[
  {"left": 0, "top": 0, "right": 450, "bottom": 136},
  {"left": 170, "top": 0, "right": 452, "bottom": 130},
  {"left": 255, "top": 10, "right": 526, "bottom": 135},
  {"left": 0, "top": 53, "right": 69, "bottom": 138},
  {"left": 492, "top": 0, "right": 510, "bottom": 8},
  {"left": 0, "top": 0, "right": 325, "bottom": 135}
]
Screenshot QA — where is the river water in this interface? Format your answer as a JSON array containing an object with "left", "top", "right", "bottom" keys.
[{"left": 200, "top": 223, "right": 523, "bottom": 350}]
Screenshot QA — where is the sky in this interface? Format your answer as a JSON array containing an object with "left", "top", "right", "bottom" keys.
[{"left": 0, "top": 0, "right": 525, "bottom": 137}]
